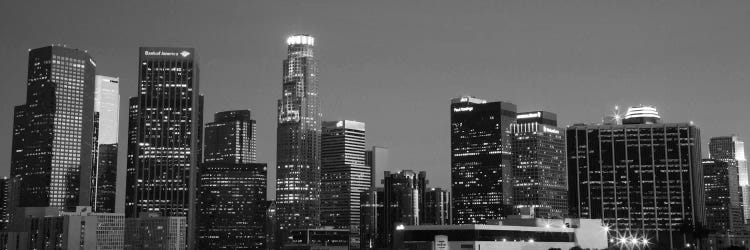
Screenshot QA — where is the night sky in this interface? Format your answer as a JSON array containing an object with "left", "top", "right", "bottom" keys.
[{"left": 1, "top": 1, "right": 749, "bottom": 198}]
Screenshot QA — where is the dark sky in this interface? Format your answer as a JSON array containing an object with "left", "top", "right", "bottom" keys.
[{"left": 2, "top": 1, "right": 750, "bottom": 198}]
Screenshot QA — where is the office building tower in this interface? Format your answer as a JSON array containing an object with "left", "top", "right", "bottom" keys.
[
  {"left": 276, "top": 34, "right": 322, "bottom": 230},
  {"left": 92, "top": 76, "right": 119, "bottom": 213},
  {"left": 94, "top": 144, "right": 117, "bottom": 213},
  {"left": 450, "top": 96, "right": 516, "bottom": 224},
  {"left": 265, "top": 201, "right": 278, "bottom": 250},
  {"left": 0, "top": 177, "right": 8, "bottom": 230},
  {"left": 6, "top": 206, "right": 124, "bottom": 250},
  {"left": 199, "top": 111, "right": 266, "bottom": 249},
  {"left": 703, "top": 159, "right": 744, "bottom": 234},
  {"left": 365, "top": 146, "right": 389, "bottom": 189},
  {"left": 360, "top": 188, "right": 384, "bottom": 249},
  {"left": 709, "top": 136, "right": 749, "bottom": 222},
  {"left": 125, "top": 213, "right": 187, "bottom": 250},
  {"left": 199, "top": 110, "right": 264, "bottom": 249},
  {"left": 422, "top": 188, "right": 450, "bottom": 225},
  {"left": 204, "top": 110, "right": 256, "bottom": 163},
  {"left": 10, "top": 45, "right": 95, "bottom": 210},
  {"left": 126, "top": 47, "right": 203, "bottom": 248},
  {"left": 380, "top": 170, "right": 427, "bottom": 247},
  {"left": 510, "top": 111, "right": 567, "bottom": 218},
  {"left": 321, "top": 120, "right": 368, "bottom": 226},
  {"left": 567, "top": 106, "right": 704, "bottom": 249}
]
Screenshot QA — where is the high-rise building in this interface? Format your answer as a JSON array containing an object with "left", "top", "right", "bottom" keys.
[
  {"left": 321, "top": 120, "right": 368, "bottom": 225},
  {"left": 94, "top": 144, "right": 118, "bottom": 213},
  {"left": 198, "top": 163, "right": 267, "bottom": 249},
  {"left": 276, "top": 34, "right": 322, "bottom": 231},
  {"left": 380, "top": 170, "right": 428, "bottom": 247},
  {"left": 567, "top": 106, "right": 704, "bottom": 249},
  {"left": 709, "top": 136, "right": 749, "bottom": 222},
  {"left": 126, "top": 47, "right": 203, "bottom": 248},
  {"left": 422, "top": 188, "right": 450, "bottom": 225},
  {"left": 365, "top": 146, "right": 389, "bottom": 189},
  {"left": 321, "top": 120, "right": 368, "bottom": 249},
  {"left": 125, "top": 213, "right": 187, "bottom": 250},
  {"left": 204, "top": 110, "right": 256, "bottom": 163},
  {"left": 510, "top": 111, "right": 567, "bottom": 218},
  {"left": 10, "top": 46, "right": 96, "bottom": 210},
  {"left": 92, "top": 75, "right": 120, "bottom": 213},
  {"left": 199, "top": 111, "right": 266, "bottom": 249},
  {"left": 450, "top": 96, "right": 516, "bottom": 224},
  {"left": 703, "top": 159, "right": 745, "bottom": 234},
  {"left": 6, "top": 206, "right": 124, "bottom": 250},
  {"left": 0, "top": 177, "right": 8, "bottom": 230},
  {"left": 360, "top": 188, "right": 384, "bottom": 249}
]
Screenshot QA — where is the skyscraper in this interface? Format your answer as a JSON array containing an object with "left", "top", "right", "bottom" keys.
[
  {"left": 92, "top": 75, "right": 120, "bottom": 213},
  {"left": 422, "top": 188, "right": 451, "bottom": 225},
  {"left": 199, "top": 110, "right": 267, "bottom": 249},
  {"left": 359, "top": 188, "right": 384, "bottom": 249},
  {"left": 510, "top": 111, "right": 567, "bottom": 218},
  {"left": 276, "top": 34, "right": 322, "bottom": 230},
  {"left": 10, "top": 45, "right": 96, "bottom": 210},
  {"left": 365, "top": 146, "right": 389, "bottom": 189},
  {"left": 450, "top": 96, "right": 516, "bottom": 224},
  {"left": 567, "top": 106, "right": 704, "bottom": 249},
  {"left": 709, "top": 136, "right": 749, "bottom": 222},
  {"left": 126, "top": 47, "right": 203, "bottom": 248},
  {"left": 321, "top": 120, "right": 368, "bottom": 225},
  {"left": 380, "top": 170, "right": 427, "bottom": 247},
  {"left": 204, "top": 110, "right": 256, "bottom": 163},
  {"left": 703, "top": 159, "right": 744, "bottom": 234}
]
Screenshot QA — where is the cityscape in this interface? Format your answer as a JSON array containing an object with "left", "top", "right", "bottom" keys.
[{"left": 1, "top": 1, "right": 750, "bottom": 250}]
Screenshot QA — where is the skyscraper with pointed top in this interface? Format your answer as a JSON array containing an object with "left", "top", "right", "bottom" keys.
[{"left": 276, "top": 34, "right": 322, "bottom": 230}]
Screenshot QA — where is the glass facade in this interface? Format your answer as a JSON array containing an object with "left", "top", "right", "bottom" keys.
[
  {"left": 10, "top": 46, "right": 96, "bottom": 209},
  {"left": 94, "top": 144, "right": 118, "bottom": 213},
  {"left": 276, "top": 34, "right": 322, "bottom": 230},
  {"left": 450, "top": 96, "right": 516, "bottom": 224},
  {"left": 204, "top": 110, "right": 256, "bottom": 164},
  {"left": 126, "top": 47, "right": 203, "bottom": 247},
  {"left": 709, "top": 136, "right": 750, "bottom": 222},
  {"left": 422, "top": 188, "right": 451, "bottom": 225},
  {"left": 566, "top": 122, "right": 704, "bottom": 249},
  {"left": 703, "top": 159, "right": 744, "bottom": 234},
  {"left": 510, "top": 111, "right": 567, "bottom": 218}
]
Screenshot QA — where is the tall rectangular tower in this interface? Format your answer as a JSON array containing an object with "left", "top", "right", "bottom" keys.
[
  {"left": 10, "top": 46, "right": 96, "bottom": 210},
  {"left": 321, "top": 120, "right": 368, "bottom": 244},
  {"left": 366, "top": 146, "right": 389, "bottom": 189},
  {"left": 450, "top": 96, "right": 516, "bottom": 224},
  {"left": 567, "top": 106, "right": 704, "bottom": 249},
  {"left": 709, "top": 136, "right": 749, "bottom": 222},
  {"left": 126, "top": 47, "right": 203, "bottom": 248},
  {"left": 199, "top": 110, "right": 266, "bottom": 249},
  {"left": 276, "top": 34, "right": 322, "bottom": 230},
  {"left": 703, "top": 159, "right": 745, "bottom": 234},
  {"left": 92, "top": 75, "right": 120, "bottom": 213},
  {"left": 510, "top": 111, "right": 567, "bottom": 218}
]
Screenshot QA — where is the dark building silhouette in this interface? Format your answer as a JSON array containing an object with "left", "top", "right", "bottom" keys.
[
  {"left": 198, "top": 162, "right": 267, "bottom": 249},
  {"left": 359, "top": 188, "right": 384, "bottom": 249},
  {"left": 276, "top": 34, "right": 322, "bottom": 231},
  {"left": 94, "top": 144, "right": 118, "bottom": 213},
  {"left": 365, "top": 147, "right": 389, "bottom": 189},
  {"left": 703, "top": 159, "right": 744, "bottom": 234},
  {"left": 510, "top": 111, "right": 567, "bottom": 218},
  {"left": 126, "top": 47, "right": 203, "bottom": 248},
  {"left": 567, "top": 106, "right": 705, "bottom": 249},
  {"left": 10, "top": 46, "right": 96, "bottom": 210},
  {"left": 199, "top": 110, "right": 267, "bottom": 249},
  {"left": 450, "top": 96, "right": 516, "bottom": 224},
  {"left": 0, "top": 177, "right": 8, "bottom": 230},
  {"left": 204, "top": 110, "right": 256, "bottom": 163},
  {"left": 380, "top": 170, "right": 427, "bottom": 247},
  {"left": 422, "top": 188, "right": 450, "bottom": 225}
]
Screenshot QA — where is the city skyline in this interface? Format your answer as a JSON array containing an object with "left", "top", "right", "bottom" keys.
[{"left": 2, "top": 1, "right": 750, "bottom": 200}]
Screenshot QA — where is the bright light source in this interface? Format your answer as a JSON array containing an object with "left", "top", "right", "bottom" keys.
[
  {"left": 395, "top": 224, "right": 405, "bottom": 230},
  {"left": 528, "top": 239, "right": 534, "bottom": 243},
  {"left": 630, "top": 238, "right": 638, "bottom": 244},
  {"left": 641, "top": 238, "right": 649, "bottom": 244},
  {"left": 619, "top": 238, "right": 627, "bottom": 243},
  {"left": 603, "top": 226, "right": 610, "bottom": 231}
]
